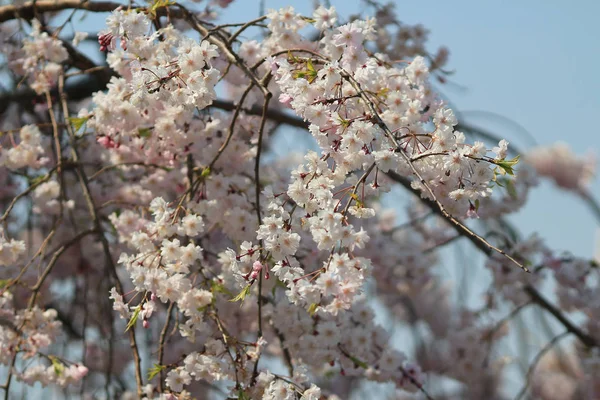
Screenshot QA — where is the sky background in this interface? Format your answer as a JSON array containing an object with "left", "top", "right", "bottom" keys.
[{"left": 220, "top": 0, "right": 600, "bottom": 260}]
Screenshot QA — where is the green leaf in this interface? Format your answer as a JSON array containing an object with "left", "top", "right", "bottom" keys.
[
  {"left": 49, "top": 356, "right": 65, "bottom": 376},
  {"left": 350, "top": 193, "right": 363, "bottom": 208},
  {"left": 506, "top": 179, "right": 517, "bottom": 199},
  {"left": 125, "top": 305, "right": 141, "bottom": 332},
  {"left": 30, "top": 174, "right": 48, "bottom": 186},
  {"left": 0, "top": 279, "right": 10, "bottom": 290},
  {"left": 211, "top": 281, "right": 233, "bottom": 297},
  {"left": 378, "top": 87, "right": 390, "bottom": 98},
  {"left": 148, "top": 0, "right": 175, "bottom": 18},
  {"left": 200, "top": 167, "right": 211, "bottom": 179},
  {"left": 338, "top": 117, "right": 351, "bottom": 128},
  {"left": 474, "top": 199, "right": 480, "bottom": 212},
  {"left": 68, "top": 116, "right": 89, "bottom": 133},
  {"left": 147, "top": 363, "right": 166, "bottom": 380},
  {"left": 229, "top": 284, "right": 251, "bottom": 303},
  {"left": 292, "top": 70, "right": 307, "bottom": 80},
  {"left": 307, "top": 303, "right": 319, "bottom": 316},
  {"left": 492, "top": 170, "right": 504, "bottom": 187},
  {"left": 287, "top": 50, "right": 300, "bottom": 63},
  {"left": 292, "top": 60, "right": 318, "bottom": 83},
  {"left": 237, "top": 389, "right": 251, "bottom": 400},
  {"left": 306, "top": 59, "right": 318, "bottom": 83},
  {"left": 138, "top": 127, "right": 152, "bottom": 138},
  {"left": 495, "top": 155, "right": 520, "bottom": 176},
  {"left": 348, "top": 354, "right": 368, "bottom": 369}
]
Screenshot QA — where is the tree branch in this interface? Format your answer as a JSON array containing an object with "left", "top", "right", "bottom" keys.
[
  {"left": 387, "top": 171, "right": 598, "bottom": 349},
  {"left": 0, "top": 0, "right": 122, "bottom": 23}
]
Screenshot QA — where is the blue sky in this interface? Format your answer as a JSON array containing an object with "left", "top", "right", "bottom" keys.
[{"left": 220, "top": 0, "right": 600, "bottom": 259}]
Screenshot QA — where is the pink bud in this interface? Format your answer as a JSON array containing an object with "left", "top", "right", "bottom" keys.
[
  {"left": 97, "top": 136, "right": 119, "bottom": 149},
  {"left": 252, "top": 261, "right": 263, "bottom": 272},
  {"left": 143, "top": 319, "right": 149, "bottom": 329},
  {"left": 97, "top": 32, "right": 116, "bottom": 52},
  {"left": 76, "top": 365, "right": 89, "bottom": 379},
  {"left": 466, "top": 203, "right": 479, "bottom": 219}
]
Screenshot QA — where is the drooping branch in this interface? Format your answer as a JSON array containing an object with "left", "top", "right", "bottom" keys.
[
  {"left": 514, "top": 331, "right": 571, "bottom": 400},
  {"left": 387, "top": 171, "right": 598, "bottom": 349},
  {"left": 58, "top": 74, "right": 145, "bottom": 396}
]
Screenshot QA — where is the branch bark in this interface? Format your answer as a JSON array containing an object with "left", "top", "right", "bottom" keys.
[
  {"left": 0, "top": 0, "right": 122, "bottom": 23},
  {"left": 387, "top": 171, "right": 598, "bottom": 349}
]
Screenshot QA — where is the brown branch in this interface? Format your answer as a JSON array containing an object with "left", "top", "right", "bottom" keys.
[
  {"left": 0, "top": 172, "right": 53, "bottom": 223},
  {"left": 1, "top": 352, "right": 18, "bottom": 399},
  {"left": 387, "top": 171, "right": 598, "bottom": 349},
  {"left": 58, "top": 74, "right": 144, "bottom": 397},
  {"left": 250, "top": 75, "right": 272, "bottom": 385},
  {"left": 342, "top": 72, "right": 527, "bottom": 272},
  {"left": 0, "top": 0, "right": 122, "bottom": 23},
  {"left": 273, "top": 326, "right": 294, "bottom": 376},
  {"left": 157, "top": 302, "right": 175, "bottom": 393},
  {"left": 514, "top": 331, "right": 570, "bottom": 400},
  {"left": 524, "top": 286, "right": 597, "bottom": 348},
  {"left": 227, "top": 15, "right": 267, "bottom": 45},
  {"left": 27, "top": 228, "right": 96, "bottom": 307},
  {"left": 206, "top": 83, "right": 255, "bottom": 171}
]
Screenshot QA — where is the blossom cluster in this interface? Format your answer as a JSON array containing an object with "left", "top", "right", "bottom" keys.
[
  {"left": 89, "top": 9, "right": 220, "bottom": 165},
  {"left": 0, "top": 291, "right": 88, "bottom": 387},
  {"left": 526, "top": 142, "right": 596, "bottom": 194},
  {"left": 0, "top": 125, "right": 47, "bottom": 170},
  {"left": 6, "top": 20, "right": 68, "bottom": 94},
  {"left": 0, "top": 227, "right": 26, "bottom": 267}
]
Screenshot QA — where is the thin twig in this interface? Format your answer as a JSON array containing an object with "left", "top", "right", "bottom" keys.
[
  {"left": 59, "top": 74, "right": 144, "bottom": 396},
  {"left": 157, "top": 302, "right": 175, "bottom": 393},
  {"left": 514, "top": 331, "right": 570, "bottom": 400},
  {"left": 250, "top": 77, "right": 272, "bottom": 385},
  {"left": 341, "top": 71, "right": 528, "bottom": 272}
]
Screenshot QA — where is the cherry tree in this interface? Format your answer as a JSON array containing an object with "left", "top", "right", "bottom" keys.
[{"left": 0, "top": 1, "right": 598, "bottom": 399}]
